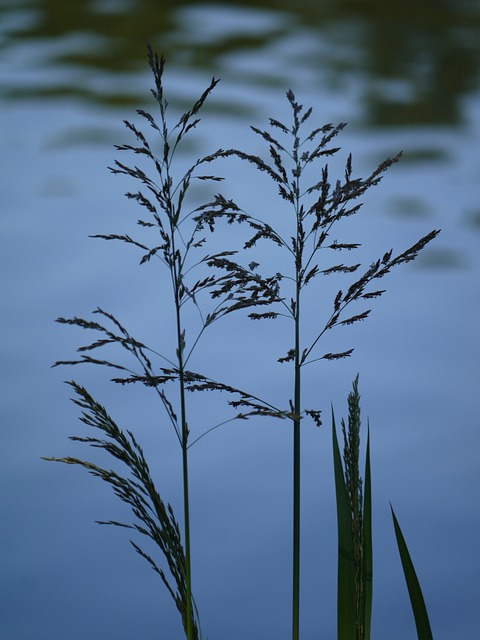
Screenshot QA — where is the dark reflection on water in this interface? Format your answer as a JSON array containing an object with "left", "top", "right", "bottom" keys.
[
  {"left": 2, "top": 0, "right": 480, "bottom": 126},
  {"left": 354, "top": 0, "right": 480, "bottom": 125}
]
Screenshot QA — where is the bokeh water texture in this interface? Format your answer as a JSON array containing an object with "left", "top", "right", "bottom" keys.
[{"left": 1, "top": 1, "right": 479, "bottom": 639}]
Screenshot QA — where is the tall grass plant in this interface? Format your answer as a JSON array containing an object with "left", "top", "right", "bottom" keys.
[{"left": 46, "top": 46, "right": 439, "bottom": 639}]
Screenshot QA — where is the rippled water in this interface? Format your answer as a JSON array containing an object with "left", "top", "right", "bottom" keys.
[{"left": 1, "top": 1, "right": 479, "bottom": 639}]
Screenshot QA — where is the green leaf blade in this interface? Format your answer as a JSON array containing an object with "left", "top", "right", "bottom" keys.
[
  {"left": 391, "top": 505, "right": 433, "bottom": 640},
  {"left": 332, "top": 408, "right": 356, "bottom": 640},
  {"left": 362, "top": 427, "right": 373, "bottom": 640}
]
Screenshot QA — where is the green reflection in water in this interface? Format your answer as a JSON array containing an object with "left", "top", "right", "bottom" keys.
[{"left": 2, "top": 0, "right": 479, "bottom": 126}]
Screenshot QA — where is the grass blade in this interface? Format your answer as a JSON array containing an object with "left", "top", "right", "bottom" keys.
[
  {"left": 362, "top": 427, "right": 373, "bottom": 639},
  {"left": 332, "top": 408, "right": 356, "bottom": 640},
  {"left": 391, "top": 505, "right": 433, "bottom": 640}
]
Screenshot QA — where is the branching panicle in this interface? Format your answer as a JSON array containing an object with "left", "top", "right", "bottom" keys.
[{"left": 49, "top": 48, "right": 439, "bottom": 640}]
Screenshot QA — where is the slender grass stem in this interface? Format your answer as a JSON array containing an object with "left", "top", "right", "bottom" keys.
[
  {"left": 175, "top": 299, "right": 193, "bottom": 637},
  {"left": 182, "top": 424, "right": 193, "bottom": 639},
  {"left": 170, "top": 190, "right": 194, "bottom": 638},
  {"left": 178, "top": 323, "right": 193, "bottom": 640},
  {"left": 292, "top": 150, "right": 302, "bottom": 640},
  {"left": 292, "top": 297, "right": 301, "bottom": 640}
]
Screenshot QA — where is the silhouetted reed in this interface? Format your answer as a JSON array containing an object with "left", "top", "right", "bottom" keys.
[
  {"left": 196, "top": 86, "right": 438, "bottom": 640},
  {"left": 46, "top": 46, "right": 438, "bottom": 640}
]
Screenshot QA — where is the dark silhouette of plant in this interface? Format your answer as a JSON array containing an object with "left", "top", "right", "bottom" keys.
[
  {"left": 46, "top": 46, "right": 439, "bottom": 640},
  {"left": 333, "top": 376, "right": 372, "bottom": 640},
  {"left": 333, "top": 377, "right": 434, "bottom": 640},
  {"left": 45, "top": 381, "right": 201, "bottom": 637},
  {"left": 194, "top": 91, "right": 439, "bottom": 640},
  {"left": 45, "top": 46, "right": 277, "bottom": 640}
]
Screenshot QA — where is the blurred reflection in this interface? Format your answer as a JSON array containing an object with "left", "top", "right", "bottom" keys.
[
  {"left": 344, "top": 0, "right": 480, "bottom": 125},
  {"left": 1, "top": 0, "right": 479, "bottom": 125}
]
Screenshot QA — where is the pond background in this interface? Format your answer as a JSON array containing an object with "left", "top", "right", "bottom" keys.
[{"left": 1, "top": 1, "right": 479, "bottom": 638}]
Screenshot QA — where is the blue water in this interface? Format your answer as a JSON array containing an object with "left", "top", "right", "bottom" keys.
[{"left": 1, "top": 1, "right": 479, "bottom": 638}]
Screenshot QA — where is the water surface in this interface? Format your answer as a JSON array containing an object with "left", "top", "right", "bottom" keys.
[{"left": 1, "top": 1, "right": 479, "bottom": 639}]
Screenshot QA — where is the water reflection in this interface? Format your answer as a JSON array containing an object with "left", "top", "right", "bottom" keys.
[
  {"left": 2, "top": 0, "right": 479, "bottom": 126},
  {"left": 353, "top": 0, "right": 480, "bottom": 125},
  {"left": 2, "top": 3, "right": 479, "bottom": 640}
]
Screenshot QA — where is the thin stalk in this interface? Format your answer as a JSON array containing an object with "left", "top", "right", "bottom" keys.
[
  {"left": 292, "top": 154, "right": 302, "bottom": 640},
  {"left": 175, "top": 290, "right": 193, "bottom": 639},
  {"left": 167, "top": 160, "right": 193, "bottom": 638},
  {"left": 182, "top": 472, "right": 192, "bottom": 640},
  {"left": 177, "top": 271, "right": 194, "bottom": 640},
  {"left": 292, "top": 282, "right": 301, "bottom": 640}
]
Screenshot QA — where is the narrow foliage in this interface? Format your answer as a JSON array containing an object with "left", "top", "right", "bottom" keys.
[
  {"left": 333, "top": 377, "right": 372, "bottom": 640},
  {"left": 391, "top": 506, "right": 434, "bottom": 640},
  {"left": 334, "top": 380, "right": 432, "bottom": 640},
  {"left": 340, "top": 376, "right": 366, "bottom": 639},
  {"left": 48, "top": 47, "right": 437, "bottom": 640},
  {"left": 44, "top": 382, "right": 201, "bottom": 639}
]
